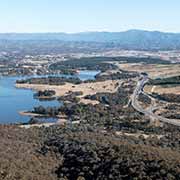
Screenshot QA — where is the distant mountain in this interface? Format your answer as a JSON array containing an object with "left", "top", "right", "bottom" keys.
[{"left": 1, "top": 30, "right": 180, "bottom": 50}]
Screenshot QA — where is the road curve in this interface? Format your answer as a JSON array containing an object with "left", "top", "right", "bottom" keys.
[{"left": 131, "top": 74, "right": 180, "bottom": 127}]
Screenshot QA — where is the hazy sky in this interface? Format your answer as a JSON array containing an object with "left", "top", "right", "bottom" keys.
[{"left": 0, "top": 0, "right": 180, "bottom": 33}]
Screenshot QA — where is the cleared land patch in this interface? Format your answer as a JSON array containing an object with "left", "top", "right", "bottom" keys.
[
  {"left": 16, "top": 80, "right": 121, "bottom": 105},
  {"left": 144, "top": 85, "right": 180, "bottom": 95},
  {"left": 118, "top": 63, "right": 180, "bottom": 79}
]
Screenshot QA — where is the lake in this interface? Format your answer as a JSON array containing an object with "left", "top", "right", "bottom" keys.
[{"left": 0, "top": 70, "right": 99, "bottom": 124}]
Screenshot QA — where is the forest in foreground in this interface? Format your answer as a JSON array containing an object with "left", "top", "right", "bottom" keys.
[{"left": 0, "top": 125, "right": 180, "bottom": 180}]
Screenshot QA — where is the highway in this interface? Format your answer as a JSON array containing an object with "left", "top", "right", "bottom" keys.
[{"left": 131, "top": 74, "right": 180, "bottom": 127}]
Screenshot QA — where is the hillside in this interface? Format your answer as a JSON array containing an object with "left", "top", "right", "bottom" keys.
[{"left": 1, "top": 30, "right": 180, "bottom": 50}]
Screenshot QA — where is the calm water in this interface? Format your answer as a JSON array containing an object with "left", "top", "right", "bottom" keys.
[{"left": 0, "top": 70, "right": 99, "bottom": 124}]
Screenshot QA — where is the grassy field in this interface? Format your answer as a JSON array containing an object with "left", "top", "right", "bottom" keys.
[
  {"left": 118, "top": 63, "right": 180, "bottom": 79},
  {"left": 144, "top": 84, "right": 180, "bottom": 95}
]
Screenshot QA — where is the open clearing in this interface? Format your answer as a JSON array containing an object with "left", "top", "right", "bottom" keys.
[
  {"left": 117, "top": 63, "right": 180, "bottom": 79},
  {"left": 16, "top": 80, "right": 121, "bottom": 105},
  {"left": 144, "top": 85, "right": 180, "bottom": 95}
]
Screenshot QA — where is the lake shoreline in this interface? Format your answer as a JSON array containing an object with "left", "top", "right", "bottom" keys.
[{"left": 0, "top": 70, "right": 100, "bottom": 124}]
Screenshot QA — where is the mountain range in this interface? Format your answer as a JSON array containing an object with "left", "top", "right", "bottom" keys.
[{"left": 1, "top": 30, "right": 180, "bottom": 50}]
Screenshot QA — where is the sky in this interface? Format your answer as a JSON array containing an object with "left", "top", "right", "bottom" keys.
[{"left": 0, "top": 0, "right": 180, "bottom": 33}]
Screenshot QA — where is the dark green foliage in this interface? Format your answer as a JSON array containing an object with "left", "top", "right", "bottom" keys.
[
  {"left": 34, "top": 90, "right": 56, "bottom": 97},
  {"left": 41, "top": 130, "right": 180, "bottom": 180},
  {"left": 28, "top": 117, "right": 40, "bottom": 124},
  {"left": 85, "top": 90, "right": 128, "bottom": 106},
  {"left": 138, "top": 93, "right": 151, "bottom": 104},
  {"left": 0, "top": 123, "right": 180, "bottom": 179},
  {"left": 33, "top": 106, "right": 60, "bottom": 117},
  {"left": 58, "top": 91, "right": 82, "bottom": 103},
  {"left": 95, "top": 71, "right": 138, "bottom": 81},
  {"left": 34, "top": 90, "right": 56, "bottom": 101},
  {"left": 17, "top": 76, "right": 82, "bottom": 85},
  {"left": 151, "top": 93, "right": 180, "bottom": 103},
  {"left": 0, "top": 125, "right": 59, "bottom": 180},
  {"left": 149, "top": 76, "right": 180, "bottom": 85},
  {"left": 49, "top": 56, "right": 170, "bottom": 73}
]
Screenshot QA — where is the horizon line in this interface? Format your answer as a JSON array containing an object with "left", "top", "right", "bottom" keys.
[{"left": 0, "top": 29, "right": 180, "bottom": 34}]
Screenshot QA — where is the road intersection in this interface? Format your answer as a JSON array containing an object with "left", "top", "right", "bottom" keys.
[{"left": 131, "top": 74, "right": 180, "bottom": 127}]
